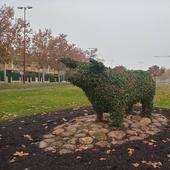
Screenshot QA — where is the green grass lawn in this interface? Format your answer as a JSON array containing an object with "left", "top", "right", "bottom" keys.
[
  {"left": 0, "top": 83, "right": 169, "bottom": 121},
  {"left": 0, "top": 82, "right": 61, "bottom": 90},
  {"left": 154, "top": 84, "right": 170, "bottom": 109},
  {"left": 0, "top": 84, "right": 90, "bottom": 120}
]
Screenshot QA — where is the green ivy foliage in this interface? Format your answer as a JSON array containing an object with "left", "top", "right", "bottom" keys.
[{"left": 60, "top": 58, "right": 156, "bottom": 127}]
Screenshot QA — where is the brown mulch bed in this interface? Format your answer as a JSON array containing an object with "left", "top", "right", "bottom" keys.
[{"left": 0, "top": 107, "right": 170, "bottom": 170}]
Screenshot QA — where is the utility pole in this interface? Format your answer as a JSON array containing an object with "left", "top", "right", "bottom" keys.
[{"left": 17, "top": 6, "right": 32, "bottom": 84}]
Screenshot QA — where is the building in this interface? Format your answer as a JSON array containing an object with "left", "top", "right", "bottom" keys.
[{"left": 0, "top": 60, "right": 66, "bottom": 83}]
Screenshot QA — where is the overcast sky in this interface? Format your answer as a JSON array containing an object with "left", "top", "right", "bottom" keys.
[{"left": 1, "top": 0, "right": 170, "bottom": 69}]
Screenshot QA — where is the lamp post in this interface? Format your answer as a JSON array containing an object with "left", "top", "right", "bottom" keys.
[
  {"left": 88, "top": 48, "right": 98, "bottom": 58},
  {"left": 17, "top": 6, "right": 32, "bottom": 84}
]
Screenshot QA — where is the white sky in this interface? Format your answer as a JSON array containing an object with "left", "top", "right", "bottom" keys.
[{"left": 1, "top": 0, "right": 170, "bottom": 70}]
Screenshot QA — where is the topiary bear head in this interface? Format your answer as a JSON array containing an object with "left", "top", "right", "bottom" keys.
[{"left": 59, "top": 57, "right": 106, "bottom": 89}]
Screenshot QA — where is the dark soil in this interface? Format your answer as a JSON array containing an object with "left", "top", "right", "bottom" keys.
[{"left": 0, "top": 107, "right": 170, "bottom": 170}]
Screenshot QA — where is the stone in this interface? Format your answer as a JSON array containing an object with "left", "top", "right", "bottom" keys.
[
  {"left": 139, "top": 118, "right": 151, "bottom": 126},
  {"left": 39, "top": 141, "right": 48, "bottom": 148},
  {"left": 123, "top": 118, "right": 133, "bottom": 125},
  {"left": 130, "top": 123, "right": 140, "bottom": 129},
  {"left": 122, "top": 122, "right": 129, "bottom": 128},
  {"left": 59, "top": 149, "right": 73, "bottom": 155},
  {"left": 91, "top": 124, "right": 103, "bottom": 129},
  {"left": 132, "top": 115, "right": 142, "bottom": 121},
  {"left": 52, "top": 128, "right": 64, "bottom": 135},
  {"left": 140, "top": 126, "right": 149, "bottom": 131},
  {"left": 111, "top": 140, "right": 117, "bottom": 145},
  {"left": 153, "top": 122, "right": 162, "bottom": 127},
  {"left": 94, "top": 132, "right": 107, "bottom": 141},
  {"left": 150, "top": 127, "right": 160, "bottom": 133},
  {"left": 65, "top": 127, "right": 77, "bottom": 134},
  {"left": 80, "top": 129, "right": 89, "bottom": 133},
  {"left": 146, "top": 130, "right": 156, "bottom": 135},
  {"left": 129, "top": 136, "right": 144, "bottom": 141},
  {"left": 86, "top": 144, "right": 94, "bottom": 149},
  {"left": 75, "top": 133, "right": 86, "bottom": 138},
  {"left": 88, "top": 130, "right": 95, "bottom": 136},
  {"left": 103, "top": 124, "right": 109, "bottom": 128},
  {"left": 138, "top": 133, "right": 147, "bottom": 138},
  {"left": 62, "top": 144, "right": 76, "bottom": 150},
  {"left": 79, "top": 144, "right": 94, "bottom": 150},
  {"left": 100, "top": 128, "right": 109, "bottom": 134},
  {"left": 89, "top": 130, "right": 107, "bottom": 141},
  {"left": 157, "top": 117, "right": 167, "bottom": 123},
  {"left": 95, "top": 141, "right": 110, "bottom": 148},
  {"left": 79, "top": 137, "right": 93, "bottom": 145},
  {"left": 63, "top": 137, "right": 70, "bottom": 141},
  {"left": 126, "top": 130, "right": 138, "bottom": 136},
  {"left": 43, "top": 134, "right": 55, "bottom": 139},
  {"left": 108, "top": 130, "right": 126, "bottom": 140},
  {"left": 51, "top": 141, "right": 63, "bottom": 148},
  {"left": 43, "top": 138, "right": 55, "bottom": 143},
  {"left": 68, "top": 138, "right": 77, "bottom": 145},
  {"left": 44, "top": 146, "right": 56, "bottom": 152},
  {"left": 61, "top": 131, "right": 75, "bottom": 137},
  {"left": 116, "top": 140, "right": 125, "bottom": 145}
]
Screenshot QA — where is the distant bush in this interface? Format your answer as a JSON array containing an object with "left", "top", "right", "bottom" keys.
[{"left": 61, "top": 58, "right": 156, "bottom": 126}]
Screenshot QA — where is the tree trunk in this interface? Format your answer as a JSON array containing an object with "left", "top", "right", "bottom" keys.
[
  {"left": 42, "top": 71, "right": 45, "bottom": 82},
  {"left": 4, "top": 63, "right": 7, "bottom": 83},
  {"left": 58, "top": 72, "right": 60, "bottom": 83}
]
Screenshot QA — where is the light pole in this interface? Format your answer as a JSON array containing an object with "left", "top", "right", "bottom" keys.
[
  {"left": 17, "top": 6, "right": 32, "bottom": 84},
  {"left": 88, "top": 48, "right": 98, "bottom": 58}
]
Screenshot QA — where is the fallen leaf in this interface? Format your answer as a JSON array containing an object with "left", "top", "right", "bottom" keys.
[
  {"left": 24, "top": 168, "right": 29, "bottom": 170},
  {"left": 141, "top": 160, "right": 162, "bottom": 168},
  {"left": 148, "top": 161, "right": 162, "bottom": 168},
  {"left": 106, "top": 150, "right": 111, "bottom": 154},
  {"left": 166, "top": 138, "right": 170, "bottom": 141},
  {"left": 112, "top": 149, "right": 116, "bottom": 152},
  {"left": 76, "top": 156, "right": 82, "bottom": 159},
  {"left": 100, "top": 157, "right": 107, "bottom": 161},
  {"left": 128, "top": 148, "right": 135, "bottom": 157},
  {"left": 24, "top": 134, "right": 33, "bottom": 141},
  {"left": 150, "top": 139, "right": 157, "bottom": 143},
  {"left": 62, "top": 118, "right": 67, "bottom": 122},
  {"left": 148, "top": 142, "right": 154, "bottom": 146},
  {"left": 132, "top": 163, "right": 139, "bottom": 167},
  {"left": 13, "top": 151, "right": 29, "bottom": 157},
  {"left": 9, "top": 157, "right": 16, "bottom": 163},
  {"left": 141, "top": 160, "right": 146, "bottom": 164}
]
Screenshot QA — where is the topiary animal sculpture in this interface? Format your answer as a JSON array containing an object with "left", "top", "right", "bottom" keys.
[{"left": 60, "top": 57, "right": 156, "bottom": 127}]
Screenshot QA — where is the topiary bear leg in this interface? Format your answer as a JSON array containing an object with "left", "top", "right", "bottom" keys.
[
  {"left": 96, "top": 112, "right": 103, "bottom": 122},
  {"left": 110, "top": 108, "right": 124, "bottom": 127},
  {"left": 125, "top": 104, "right": 133, "bottom": 114},
  {"left": 141, "top": 99, "right": 153, "bottom": 117}
]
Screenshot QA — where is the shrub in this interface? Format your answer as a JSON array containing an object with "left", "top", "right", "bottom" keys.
[{"left": 60, "top": 58, "right": 156, "bottom": 126}]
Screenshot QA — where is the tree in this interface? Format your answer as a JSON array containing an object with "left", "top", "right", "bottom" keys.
[
  {"left": 148, "top": 65, "right": 165, "bottom": 82},
  {"left": 0, "top": 5, "right": 15, "bottom": 81},
  {"left": 0, "top": 5, "right": 31, "bottom": 82},
  {"left": 31, "top": 29, "right": 52, "bottom": 82},
  {"left": 13, "top": 18, "right": 32, "bottom": 69}
]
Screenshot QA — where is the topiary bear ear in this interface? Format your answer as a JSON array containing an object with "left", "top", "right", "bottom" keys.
[
  {"left": 59, "top": 57, "right": 81, "bottom": 69},
  {"left": 89, "top": 58, "right": 105, "bottom": 73}
]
